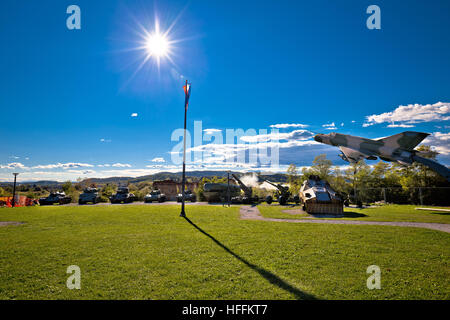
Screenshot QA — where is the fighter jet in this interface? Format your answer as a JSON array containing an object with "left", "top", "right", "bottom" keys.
[{"left": 314, "top": 131, "right": 450, "bottom": 182}]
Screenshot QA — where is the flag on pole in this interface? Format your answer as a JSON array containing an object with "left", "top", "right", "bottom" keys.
[{"left": 183, "top": 81, "right": 191, "bottom": 110}]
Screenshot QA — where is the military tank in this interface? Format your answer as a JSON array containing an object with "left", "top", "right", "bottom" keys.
[
  {"left": 177, "top": 189, "right": 196, "bottom": 202},
  {"left": 109, "top": 187, "right": 135, "bottom": 204},
  {"left": 78, "top": 187, "right": 101, "bottom": 205},
  {"left": 39, "top": 192, "right": 72, "bottom": 206},
  {"left": 299, "top": 175, "right": 343, "bottom": 214},
  {"left": 144, "top": 189, "right": 167, "bottom": 203}
]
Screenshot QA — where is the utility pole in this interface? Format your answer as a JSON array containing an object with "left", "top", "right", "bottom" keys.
[
  {"left": 180, "top": 80, "right": 191, "bottom": 217},
  {"left": 227, "top": 171, "right": 231, "bottom": 207},
  {"left": 12, "top": 173, "right": 19, "bottom": 208}
]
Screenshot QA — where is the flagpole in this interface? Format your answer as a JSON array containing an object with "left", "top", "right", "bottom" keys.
[{"left": 180, "top": 79, "right": 189, "bottom": 217}]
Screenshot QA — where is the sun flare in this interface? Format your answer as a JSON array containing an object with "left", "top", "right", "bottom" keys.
[
  {"left": 127, "top": 11, "right": 188, "bottom": 78},
  {"left": 145, "top": 32, "right": 169, "bottom": 58}
]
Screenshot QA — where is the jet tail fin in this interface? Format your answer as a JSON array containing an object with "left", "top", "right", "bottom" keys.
[
  {"left": 412, "top": 155, "right": 450, "bottom": 182},
  {"left": 377, "top": 131, "right": 429, "bottom": 150}
]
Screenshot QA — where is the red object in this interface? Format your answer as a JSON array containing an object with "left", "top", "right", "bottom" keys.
[
  {"left": 183, "top": 81, "right": 191, "bottom": 110},
  {"left": 0, "top": 196, "right": 36, "bottom": 207}
]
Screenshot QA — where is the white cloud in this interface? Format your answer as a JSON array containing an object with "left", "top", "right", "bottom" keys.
[
  {"left": 151, "top": 157, "right": 166, "bottom": 163},
  {"left": 322, "top": 122, "right": 337, "bottom": 130},
  {"left": 386, "top": 123, "right": 415, "bottom": 128},
  {"left": 363, "top": 102, "right": 450, "bottom": 127},
  {"left": 32, "top": 162, "right": 94, "bottom": 170},
  {"left": 0, "top": 162, "right": 27, "bottom": 169},
  {"left": 111, "top": 163, "right": 132, "bottom": 168},
  {"left": 131, "top": 113, "right": 138, "bottom": 117},
  {"left": 66, "top": 169, "right": 96, "bottom": 175},
  {"left": 423, "top": 132, "right": 450, "bottom": 155},
  {"left": 100, "top": 138, "right": 111, "bottom": 143},
  {"left": 203, "top": 128, "right": 222, "bottom": 134},
  {"left": 240, "top": 130, "right": 314, "bottom": 143},
  {"left": 269, "top": 123, "right": 309, "bottom": 129}
]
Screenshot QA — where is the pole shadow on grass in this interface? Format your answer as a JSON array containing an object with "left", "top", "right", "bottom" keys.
[{"left": 184, "top": 217, "right": 317, "bottom": 300}]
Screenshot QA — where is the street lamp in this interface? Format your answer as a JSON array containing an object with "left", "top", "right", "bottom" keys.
[
  {"left": 180, "top": 80, "right": 191, "bottom": 217},
  {"left": 227, "top": 171, "right": 231, "bottom": 207},
  {"left": 12, "top": 173, "right": 19, "bottom": 208}
]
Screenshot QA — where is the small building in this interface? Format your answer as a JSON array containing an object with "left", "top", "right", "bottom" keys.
[{"left": 152, "top": 179, "right": 199, "bottom": 201}]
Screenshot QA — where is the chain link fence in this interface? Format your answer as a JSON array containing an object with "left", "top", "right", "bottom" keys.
[{"left": 354, "top": 187, "right": 450, "bottom": 206}]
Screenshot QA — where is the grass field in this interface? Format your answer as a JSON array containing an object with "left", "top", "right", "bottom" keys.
[
  {"left": 259, "top": 204, "right": 450, "bottom": 224},
  {"left": 0, "top": 204, "right": 449, "bottom": 300}
]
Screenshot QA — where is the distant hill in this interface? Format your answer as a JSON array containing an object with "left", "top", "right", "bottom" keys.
[
  {"left": 3, "top": 171, "right": 288, "bottom": 187},
  {"left": 81, "top": 171, "right": 288, "bottom": 185},
  {"left": 1, "top": 180, "right": 63, "bottom": 186}
]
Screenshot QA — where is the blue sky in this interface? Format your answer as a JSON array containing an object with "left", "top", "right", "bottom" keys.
[{"left": 0, "top": 0, "right": 449, "bottom": 181}]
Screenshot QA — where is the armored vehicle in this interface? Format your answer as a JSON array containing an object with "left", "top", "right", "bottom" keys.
[
  {"left": 39, "top": 192, "right": 72, "bottom": 206},
  {"left": 144, "top": 189, "right": 167, "bottom": 203},
  {"left": 109, "top": 187, "right": 135, "bottom": 204},
  {"left": 177, "top": 189, "right": 196, "bottom": 202},
  {"left": 203, "top": 183, "right": 241, "bottom": 203},
  {"left": 299, "top": 175, "right": 343, "bottom": 215},
  {"left": 78, "top": 187, "right": 101, "bottom": 205}
]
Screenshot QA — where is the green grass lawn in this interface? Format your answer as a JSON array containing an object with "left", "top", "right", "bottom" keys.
[
  {"left": 0, "top": 204, "right": 449, "bottom": 300},
  {"left": 259, "top": 204, "right": 450, "bottom": 224}
]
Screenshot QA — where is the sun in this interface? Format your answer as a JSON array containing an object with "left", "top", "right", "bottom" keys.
[
  {"left": 135, "top": 18, "right": 178, "bottom": 72},
  {"left": 145, "top": 32, "right": 169, "bottom": 58},
  {"left": 123, "top": 10, "right": 190, "bottom": 80}
]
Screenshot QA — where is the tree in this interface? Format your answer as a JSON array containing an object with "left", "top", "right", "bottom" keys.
[
  {"left": 302, "top": 154, "right": 333, "bottom": 181},
  {"left": 0, "top": 187, "right": 10, "bottom": 197},
  {"left": 331, "top": 166, "right": 351, "bottom": 196},
  {"left": 287, "top": 164, "right": 301, "bottom": 194},
  {"left": 62, "top": 181, "right": 74, "bottom": 194},
  {"left": 312, "top": 154, "right": 333, "bottom": 179},
  {"left": 100, "top": 183, "right": 117, "bottom": 201},
  {"left": 344, "top": 160, "right": 371, "bottom": 204}
]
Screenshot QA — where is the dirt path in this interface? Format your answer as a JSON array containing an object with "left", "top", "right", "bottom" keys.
[
  {"left": 0, "top": 221, "right": 23, "bottom": 227},
  {"left": 240, "top": 206, "right": 450, "bottom": 234}
]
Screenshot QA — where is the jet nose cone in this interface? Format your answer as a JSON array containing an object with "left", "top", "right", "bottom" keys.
[{"left": 314, "top": 135, "right": 322, "bottom": 143}]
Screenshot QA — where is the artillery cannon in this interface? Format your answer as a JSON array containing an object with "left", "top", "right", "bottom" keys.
[
  {"left": 262, "top": 179, "right": 299, "bottom": 205},
  {"left": 231, "top": 174, "right": 259, "bottom": 204}
]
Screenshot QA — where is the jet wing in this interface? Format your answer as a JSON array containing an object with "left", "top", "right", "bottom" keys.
[{"left": 339, "top": 146, "right": 377, "bottom": 163}]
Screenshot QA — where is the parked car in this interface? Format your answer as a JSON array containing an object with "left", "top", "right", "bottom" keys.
[
  {"left": 79, "top": 187, "right": 101, "bottom": 205},
  {"left": 144, "top": 190, "right": 167, "bottom": 203},
  {"left": 109, "top": 187, "right": 135, "bottom": 204},
  {"left": 177, "top": 190, "right": 197, "bottom": 202},
  {"left": 39, "top": 192, "right": 72, "bottom": 206}
]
